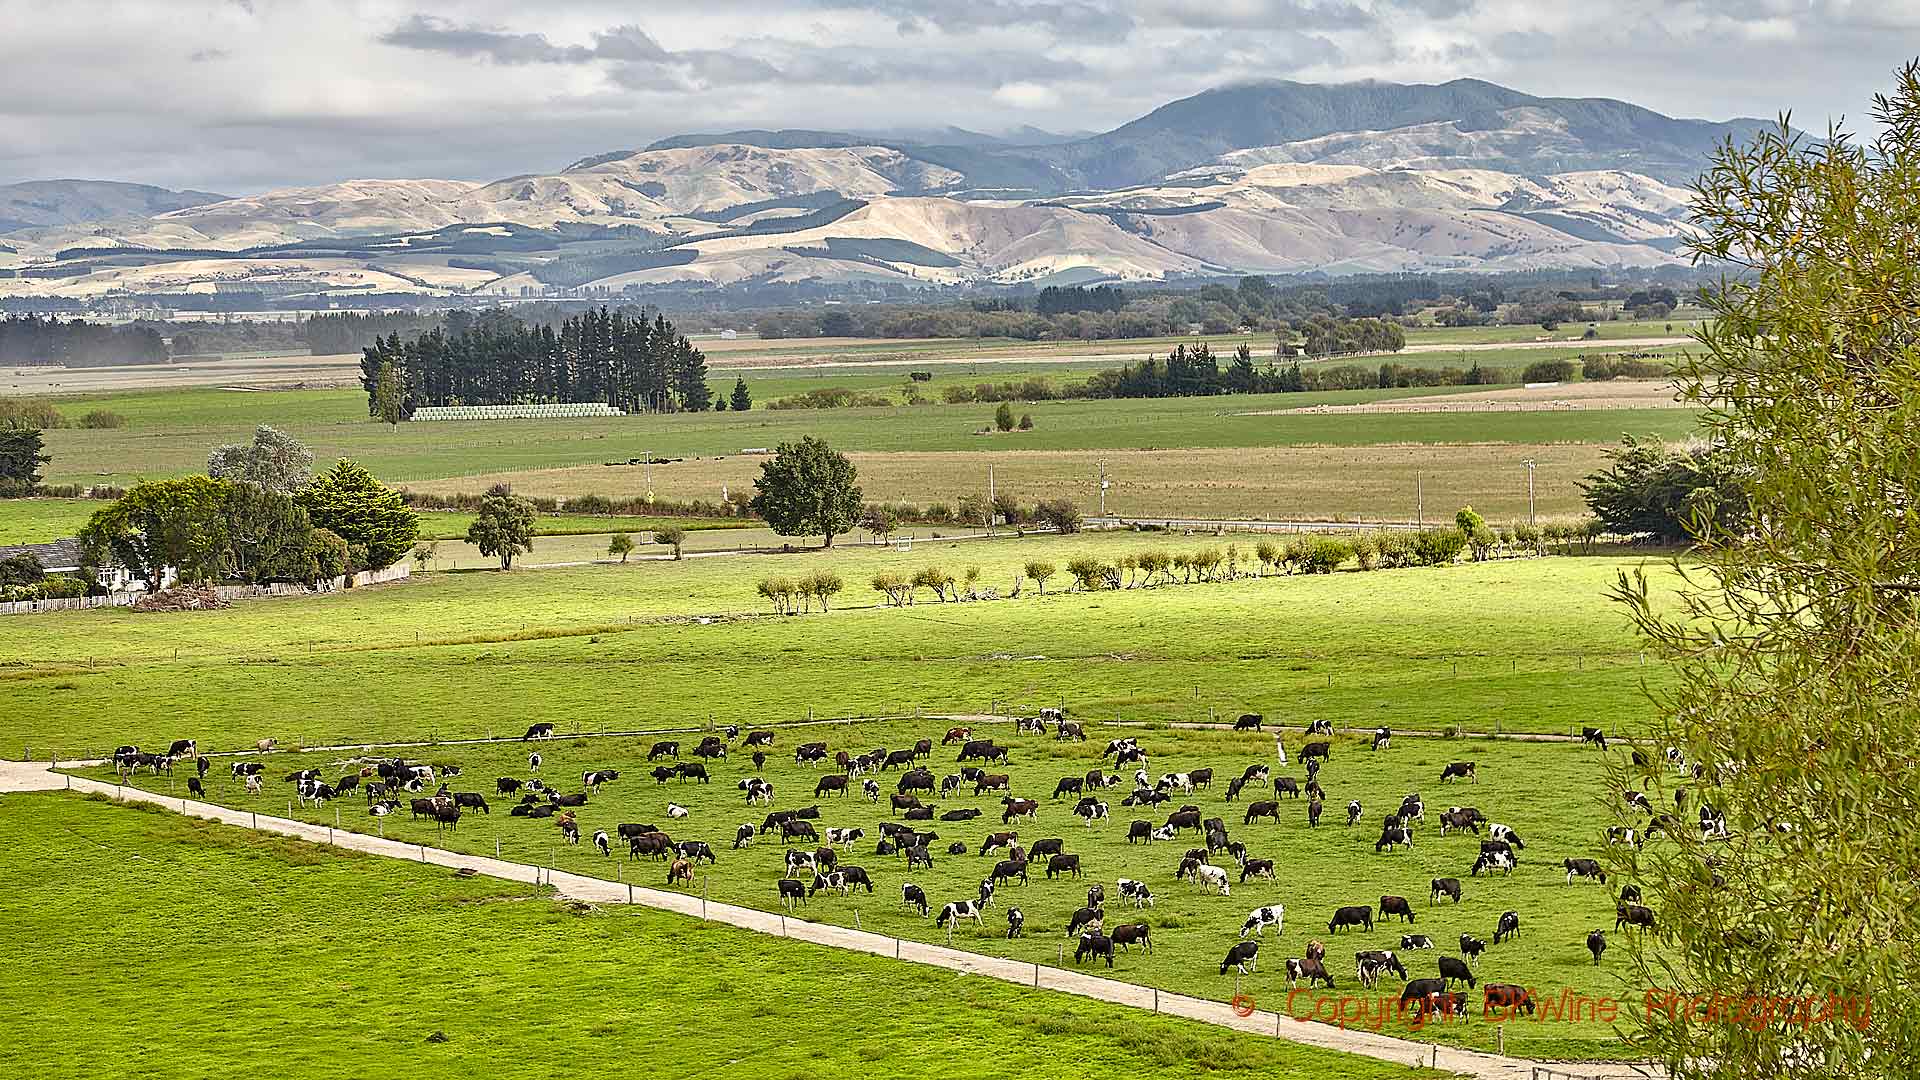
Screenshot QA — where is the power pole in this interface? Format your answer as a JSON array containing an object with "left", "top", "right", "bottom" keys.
[
  {"left": 1416, "top": 475, "right": 1423, "bottom": 529},
  {"left": 1522, "top": 459, "right": 1537, "bottom": 529}
]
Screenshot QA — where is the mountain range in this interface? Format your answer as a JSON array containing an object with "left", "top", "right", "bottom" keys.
[{"left": 0, "top": 78, "right": 1762, "bottom": 302}]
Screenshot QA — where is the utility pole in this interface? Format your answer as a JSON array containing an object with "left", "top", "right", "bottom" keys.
[
  {"left": 1416, "top": 475, "right": 1423, "bottom": 529},
  {"left": 1522, "top": 459, "right": 1537, "bottom": 529}
]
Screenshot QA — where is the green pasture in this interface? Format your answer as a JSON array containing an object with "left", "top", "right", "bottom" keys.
[
  {"left": 84, "top": 721, "right": 1653, "bottom": 1060},
  {"left": 0, "top": 793, "right": 1434, "bottom": 1080},
  {"left": 0, "top": 551, "right": 1672, "bottom": 754}
]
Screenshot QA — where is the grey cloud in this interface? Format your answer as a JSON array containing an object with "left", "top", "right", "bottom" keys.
[
  {"left": 826, "top": 0, "right": 1136, "bottom": 42},
  {"left": 188, "top": 47, "right": 230, "bottom": 63},
  {"left": 379, "top": 15, "right": 595, "bottom": 64}
]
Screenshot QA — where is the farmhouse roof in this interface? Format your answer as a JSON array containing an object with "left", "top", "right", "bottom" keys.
[{"left": 0, "top": 537, "right": 86, "bottom": 571}]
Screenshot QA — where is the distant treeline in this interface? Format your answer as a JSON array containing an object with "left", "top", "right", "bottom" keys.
[
  {"left": 358, "top": 307, "right": 711, "bottom": 416},
  {"left": 0, "top": 315, "right": 167, "bottom": 367}
]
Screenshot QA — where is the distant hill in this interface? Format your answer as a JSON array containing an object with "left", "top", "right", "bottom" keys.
[{"left": 0, "top": 180, "right": 226, "bottom": 234}]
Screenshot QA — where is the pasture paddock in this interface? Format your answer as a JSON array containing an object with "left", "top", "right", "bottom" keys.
[
  {"left": 0, "top": 555, "right": 1672, "bottom": 752},
  {"left": 0, "top": 791, "right": 1438, "bottom": 1080},
  {"left": 87, "top": 718, "right": 1650, "bottom": 1060}
]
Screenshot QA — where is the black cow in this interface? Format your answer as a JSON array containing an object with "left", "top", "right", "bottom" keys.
[
  {"left": 1300, "top": 740, "right": 1332, "bottom": 761},
  {"left": 941, "top": 808, "right": 981, "bottom": 821},
  {"left": 1052, "top": 776, "right": 1084, "bottom": 799},
  {"left": 187, "top": 776, "right": 204, "bottom": 797},
  {"left": 777, "top": 878, "right": 808, "bottom": 908},
  {"left": 903, "top": 807, "right": 934, "bottom": 821},
  {"left": 1439, "top": 761, "right": 1477, "bottom": 783},
  {"left": 891, "top": 793, "right": 923, "bottom": 814},
  {"left": 1307, "top": 798, "right": 1324, "bottom": 828},
  {"left": 1399, "top": 978, "right": 1448, "bottom": 1010},
  {"left": 523, "top": 723, "right": 555, "bottom": 740},
  {"left": 1233, "top": 713, "right": 1263, "bottom": 731},
  {"left": 676, "top": 763, "right": 709, "bottom": 783},
  {"left": 989, "top": 859, "right": 1027, "bottom": 887},
  {"left": 1220, "top": 940, "right": 1259, "bottom": 975},
  {"left": 781, "top": 820, "right": 819, "bottom": 844},
  {"left": 1379, "top": 895, "right": 1415, "bottom": 924},
  {"left": 1074, "top": 932, "right": 1115, "bottom": 968},
  {"left": 816, "top": 774, "right": 849, "bottom": 797},
  {"left": 1615, "top": 903, "right": 1655, "bottom": 931},
  {"left": 1565, "top": 858, "right": 1607, "bottom": 885},
  {"left": 1029, "top": 837, "right": 1065, "bottom": 860},
  {"left": 1165, "top": 809, "right": 1202, "bottom": 833},
  {"left": 1485, "top": 983, "right": 1536, "bottom": 1016},
  {"left": 1127, "top": 819, "right": 1152, "bottom": 844},
  {"left": 1329, "top": 905, "right": 1373, "bottom": 933},
  {"left": 1587, "top": 929, "right": 1607, "bottom": 965},
  {"left": 882, "top": 749, "right": 917, "bottom": 771},
  {"left": 453, "top": 793, "right": 489, "bottom": 813},
  {"left": 1110, "top": 921, "right": 1151, "bottom": 954},
  {"left": 648, "top": 741, "right": 679, "bottom": 760},
  {"left": 1046, "top": 854, "right": 1082, "bottom": 879},
  {"left": 902, "top": 883, "right": 930, "bottom": 916},
  {"left": 1438, "top": 956, "right": 1477, "bottom": 988},
  {"left": 1620, "top": 884, "right": 1643, "bottom": 904},
  {"left": 1495, "top": 910, "right": 1522, "bottom": 944},
  {"left": 496, "top": 777, "right": 522, "bottom": 795},
  {"left": 1430, "top": 877, "right": 1462, "bottom": 905},
  {"left": 1581, "top": 727, "right": 1607, "bottom": 750},
  {"left": 1274, "top": 777, "right": 1300, "bottom": 799}
]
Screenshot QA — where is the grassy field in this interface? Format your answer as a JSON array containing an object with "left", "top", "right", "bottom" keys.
[
  {"left": 84, "top": 719, "right": 1650, "bottom": 1060},
  {"left": 0, "top": 547, "right": 1671, "bottom": 754},
  {"left": 0, "top": 792, "right": 1437, "bottom": 1079}
]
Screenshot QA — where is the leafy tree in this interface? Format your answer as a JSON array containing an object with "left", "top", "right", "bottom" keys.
[
  {"left": 372, "top": 360, "right": 405, "bottom": 427},
  {"left": 1300, "top": 537, "right": 1352, "bottom": 574},
  {"left": 870, "top": 571, "right": 912, "bottom": 607},
  {"left": 465, "top": 487, "right": 537, "bottom": 570},
  {"left": 1064, "top": 556, "right": 1108, "bottom": 591},
  {"left": 956, "top": 493, "right": 994, "bottom": 534},
  {"left": 1605, "top": 67, "right": 1920, "bottom": 1078},
  {"left": 298, "top": 459, "right": 417, "bottom": 569},
  {"left": 1580, "top": 435, "right": 1748, "bottom": 542},
  {"left": 911, "top": 566, "right": 955, "bottom": 602},
  {"left": 749, "top": 436, "right": 863, "bottom": 548},
  {"left": 757, "top": 576, "right": 797, "bottom": 614},
  {"left": 1411, "top": 528, "right": 1466, "bottom": 566},
  {"left": 412, "top": 542, "right": 437, "bottom": 570},
  {"left": 208, "top": 425, "right": 313, "bottom": 495},
  {"left": 1034, "top": 498, "right": 1082, "bottom": 534},
  {"left": 730, "top": 377, "right": 752, "bottom": 412},
  {"left": 1017, "top": 413, "right": 1033, "bottom": 430},
  {"left": 81, "top": 476, "right": 235, "bottom": 584},
  {"left": 308, "top": 528, "right": 348, "bottom": 580},
  {"left": 655, "top": 525, "right": 686, "bottom": 560},
  {"left": 0, "top": 553, "right": 45, "bottom": 587},
  {"left": 1023, "top": 560, "right": 1056, "bottom": 594},
  {"left": 861, "top": 504, "right": 900, "bottom": 542},
  {"left": 223, "top": 481, "right": 317, "bottom": 583},
  {"left": 807, "top": 571, "right": 844, "bottom": 611},
  {"left": 1454, "top": 505, "right": 1486, "bottom": 537},
  {"left": 608, "top": 532, "right": 634, "bottom": 563},
  {"left": 0, "top": 425, "right": 49, "bottom": 497},
  {"left": 994, "top": 402, "right": 1015, "bottom": 432}
]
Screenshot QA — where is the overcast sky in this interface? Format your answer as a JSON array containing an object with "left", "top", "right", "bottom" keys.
[{"left": 2, "top": 0, "right": 1914, "bottom": 193}]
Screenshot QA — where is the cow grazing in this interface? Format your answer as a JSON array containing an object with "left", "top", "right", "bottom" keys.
[
  {"left": 1186, "top": 863, "right": 1230, "bottom": 895},
  {"left": 453, "top": 792, "right": 490, "bottom": 814},
  {"left": 1379, "top": 895, "right": 1415, "bottom": 924},
  {"left": 1616, "top": 903, "right": 1656, "bottom": 931},
  {"left": 523, "top": 723, "right": 555, "bottom": 741},
  {"left": 936, "top": 901, "right": 983, "bottom": 929},
  {"left": 1472, "top": 850, "right": 1516, "bottom": 877},
  {"left": 1274, "top": 777, "right": 1300, "bottom": 799},
  {"left": 902, "top": 883, "right": 930, "bottom": 917},
  {"left": 1620, "top": 884, "right": 1643, "bottom": 904},
  {"left": 1233, "top": 713, "right": 1264, "bottom": 731},
  {"left": 745, "top": 730, "right": 774, "bottom": 748},
  {"left": 1375, "top": 824, "right": 1414, "bottom": 854},
  {"left": 1438, "top": 955, "right": 1477, "bottom": 988},
  {"left": 1002, "top": 798, "right": 1040, "bottom": 825},
  {"left": 165, "top": 738, "right": 197, "bottom": 759},
  {"left": 1246, "top": 798, "right": 1285, "bottom": 824},
  {"left": 1046, "top": 853, "right": 1082, "bottom": 880},
  {"left": 1485, "top": 983, "right": 1536, "bottom": 1016},
  {"left": 1239, "top": 858, "right": 1274, "bottom": 883},
  {"left": 1239, "top": 905, "right": 1284, "bottom": 938},
  {"left": 1371, "top": 727, "right": 1391, "bottom": 752},
  {"left": 1300, "top": 740, "right": 1332, "bottom": 762},
  {"left": 1109, "top": 921, "right": 1151, "bottom": 954},
  {"left": 1494, "top": 910, "right": 1522, "bottom": 944},
  {"left": 780, "top": 819, "right": 819, "bottom": 844},
  {"left": 941, "top": 727, "right": 973, "bottom": 746},
  {"left": 230, "top": 761, "right": 266, "bottom": 779},
  {"left": 1286, "top": 957, "right": 1335, "bottom": 989},
  {"left": 1565, "top": 858, "right": 1607, "bottom": 885},
  {"left": 973, "top": 773, "right": 1010, "bottom": 796},
  {"left": 1328, "top": 905, "right": 1373, "bottom": 933},
  {"left": 890, "top": 793, "right": 923, "bottom": 815},
  {"left": 1581, "top": 727, "right": 1607, "bottom": 750},
  {"left": 1459, "top": 934, "right": 1486, "bottom": 963},
  {"left": 1006, "top": 906, "right": 1025, "bottom": 938},
  {"left": 1439, "top": 761, "right": 1477, "bottom": 783},
  {"left": 675, "top": 763, "right": 709, "bottom": 784},
  {"left": 1487, "top": 823, "right": 1524, "bottom": 849},
  {"left": 1117, "top": 879, "right": 1154, "bottom": 908},
  {"left": 186, "top": 776, "right": 205, "bottom": 797},
  {"left": 1220, "top": 941, "right": 1259, "bottom": 975},
  {"left": 777, "top": 878, "right": 808, "bottom": 908},
  {"left": 979, "top": 831, "right": 1017, "bottom": 856},
  {"left": 816, "top": 774, "right": 849, "bottom": 798}
]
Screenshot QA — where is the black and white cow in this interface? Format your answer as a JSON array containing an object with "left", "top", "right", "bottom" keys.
[
  {"left": 1006, "top": 906, "right": 1024, "bottom": 938},
  {"left": 1439, "top": 761, "right": 1477, "bottom": 783},
  {"left": 1430, "top": 877, "right": 1462, "bottom": 905},
  {"left": 1239, "top": 905, "right": 1284, "bottom": 937},
  {"left": 1285, "top": 957, "right": 1335, "bottom": 989},
  {"left": 1565, "top": 858, "right": 1607, "bottom": 885},
  {"left": 1073, "top": 800, "right": 1109, "bottom": 826},
  {"left": 1488, "top": 823, "right": 1524, "bottom": 849},
  {"left": 1219, "top": 940, "right": 1260, "bottom": 975},
  {"left": 1118, "top": 878, "right": 1154, "bottom": 908},
  {"left": 936, "top": 900, "right": 983, "bottom": 929},
  {"left": 1400, "top": 934, "right": 1434, "bottom": 950},
  {"left": 902, "top": 883, "right": 930, "bottom": 916},
  {"left": 1494, "top": 910, "right": 1522, "bottom": 944},
  {"left": 1472, "top": 849, "right": 1516, "bottom": 876}
]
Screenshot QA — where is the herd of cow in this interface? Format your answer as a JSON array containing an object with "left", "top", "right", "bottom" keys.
[{"left": 111, "top": 710, "right": 1666, "bottom": 1025}]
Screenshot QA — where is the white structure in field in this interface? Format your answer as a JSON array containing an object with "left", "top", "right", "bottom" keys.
[{"left": 410, "top": 403, "right": 625, "bottom": 422}]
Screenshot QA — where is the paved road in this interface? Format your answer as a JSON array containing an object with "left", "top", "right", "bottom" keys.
[{"left": 1, "top": 757, "right": 1660, "bottom": 1080}]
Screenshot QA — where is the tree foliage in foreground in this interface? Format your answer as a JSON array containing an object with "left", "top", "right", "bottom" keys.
[{"left": 1610, "top": 65, "right": 1920, "bottom": 1077}]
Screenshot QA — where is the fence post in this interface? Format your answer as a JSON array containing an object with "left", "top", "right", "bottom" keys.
[
  {"left": 1154, "top": 988, "right": 1159, "bottom": 1012},
  {"left": 628, "top": 883, "right": 633, "bottom": 903}
]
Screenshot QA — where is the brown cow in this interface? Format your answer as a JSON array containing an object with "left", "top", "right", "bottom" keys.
[
  {"left": 942, "top": 726, "right": 973, "bottom": 745},
  {"left": 974, "top": 773, "right": 1011, "bottom": 795},
  {"left": 666, "top": 858, "right": 694, "bottom": 885},
  {"left": 1002, "top": 798, "right": 1040, "bottom": 824}
]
